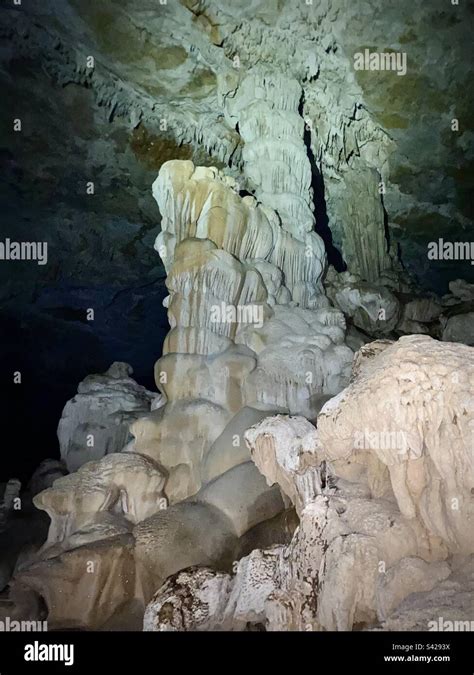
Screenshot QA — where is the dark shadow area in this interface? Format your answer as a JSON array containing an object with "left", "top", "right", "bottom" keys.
[
  {"left": 0, "top": 29, "right": 172, "bottom": 484},
  {"left": 0, "top": 286, "right": 168, "bottom": 484},
  {"left": 300, "top": 99, "right": 347, "bottom": 271}
]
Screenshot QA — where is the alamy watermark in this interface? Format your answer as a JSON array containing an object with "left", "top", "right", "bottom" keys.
[
  {"left": 428, "top": 239, "right": 474, "bottom": 265},
  {"left": 0, "top": 238, "right": 48, "bottom": 265},
  {"left": 0, "top": 617, "right": 48, "bottom": 631},
  {"left": 24, "top": 641, "right": 74, "bottom": 667},
  {"left": 210, "top": 302, "right": 264, "bottom": 328},
  {"left": 0, "top": 615, "right": 75, "bottom": 668},
  {"left": 428, "top": 617, "right": 474, "bottom": 632},
  {"left": 354, "top": 429, "right": 408, "bottom": 454},
  {"left": 353, "top": 49, "right": 407, "bottom": 76}
]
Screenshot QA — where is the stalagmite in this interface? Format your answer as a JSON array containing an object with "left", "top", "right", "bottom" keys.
[
  {"left": 153, "top": 160, "right": 326, "bottom": 304},
  {"left": 57, "top": 362, "right": 160, "bottom": 472},
  {"left": 12, "top": 154, "right": 354, "bottom": 628},
  {"left": 144, "top": 335, "right": 474, "bottom": 632},
  {"left": 2, "top": 0, "right": 473, "bottom": 643}
]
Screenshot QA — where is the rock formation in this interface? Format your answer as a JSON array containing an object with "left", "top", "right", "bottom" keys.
[
  {"left": 11, "top": 157, "right": 358, "bottom": 629},
  {"left": 9, "top": 143, "right": 473, "bottom": 631},
  {"left": 325, "top": 269, "right": 400, "bottom": 335},
  {"left": 154, "top": 159, "right": 327, "bottom": 307},
  {"left": 6, "top": 144, "right": 473, "bottom": 636},
  {"left": 144, "top": 335, "right": 474, "bottom": 631},
  {"left": 222, "top": 71, "right": 315, "bottom": 240},
  {"left": 2, "top": 0, "right": 472, "bottom": 637},
  {"left": 33, "top": 453, "right": 167, "bottom": 552},
  {"left": 58, "top": 362, "right": 162, "bottom": 472},
  {"left": 129, "top": 159, "right": 354, "bottom": 503}
]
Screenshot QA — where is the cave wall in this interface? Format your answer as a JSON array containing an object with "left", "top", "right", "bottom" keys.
[{"left": 1, "top": 0, "right": 473, "bottom": 483}]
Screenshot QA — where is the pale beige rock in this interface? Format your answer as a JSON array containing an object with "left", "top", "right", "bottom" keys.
[
  {"left": 238, "top": 305, "right": 354, "bottom": 417},
  {"left": 350, "top": 338, "right": 394, "bottom": 381},
  {"left": 142, "top": 490, "right": 445, "bottom": 632},
  {"left": 326, "top": 271, "right": 400, "bottom": 335},
  {"left": 34, "top": 452, "right": 167, "bottom": 550},
  {"left": 201, "top": 406, "right": 284, "bottom": 484},
  {"left": 192, "top": 462, "right": 285, "bottom": 538},
  {"left": 244, "top": 415, "right": 321, "bottom": 515},
  {"left": 130, "top": 399, "right": 231, "bottom": 502},
  {"left": 153, "top": 160, "right": 326, "bottom": 305},
  {"left": 377, "top": 555, "right": 474, "bottom": 631},
  {"left": 143, "top": 567, "right": 233, "bottom": 631},
  {"left": 156, "top": 336, "right": 473, "bottom": 632},
  {"left": 155, "top": 347, "right": 256, "bottom": 412},
  {"left": 309, "top": 497, "right": 448, "bottom": 630},
  {"left": 243, "top": 412, "right": 451, "bottom": 631},
  {"left": 143, "top": 548, "right": 280, "bottom": 631},
  {"left": 318, "top": 335, "right": 474, "bottom": 554},
  {"left": 375, "top": 557, "right": 451, "bottom": 621},
  {"left": 13, "top": 487, "right": 267, "bottom": 630},
  {"left": 58, "top": 362, "right": 158, "bottom": 472},
  {"left": 147, "top": 426, "right": 449, "bottom": 631},
  {"left": 129, "top": 195, "right": 354, "bottom": 502},
  {"left": 164, "top": 238, "right": 270, "bottom": 353}
]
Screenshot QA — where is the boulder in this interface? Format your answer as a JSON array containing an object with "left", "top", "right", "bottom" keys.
[{"left": 58, "top": 362, "right": 159, "bottom": 472}]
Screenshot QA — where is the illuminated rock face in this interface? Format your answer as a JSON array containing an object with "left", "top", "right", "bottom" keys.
[
  {"left": 57, "top": 362, "right": 161, "bottom": 473},
  {"left": 223, "top": 72, "right": 315, "bottom": 241},
  {"left": 5, "top": 0, "right": 471, "bottom": 291},
  {"left": 128, "top": 159, "right": 354, "bottom": 504},
  {"left": 153, "top": 159, "right": 327, "bottom": 306},
  {"left": 144, "top": 335, "right": 474, "bottom": 632},
  {"left": 33, "top": 452, "right": 167, "bottom": 551},
  {"left": 2, "top": 0, "right": 473, "bottom": 637},
  {"left": 12, "top": 156, "right": 355, "bottom": 630},
  {"left": 11, "top": 153, "right": 472, "bottom": 631},
  {"left": 317, "top": 335, "right": 474, "bottom": 553}
]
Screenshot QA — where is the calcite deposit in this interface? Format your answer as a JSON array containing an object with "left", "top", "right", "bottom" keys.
[
  {"left": 2, "top": 0, "right": 472, "bottom": 638},
  {"left": 58, "top": 362, "right": 163, "bottom": 472},
  {"left": 11, "top": 158, "right": 357, "bottom": 629},
  {"left": 9, "top": 151, "right": 474, "bottom": 633},
  {"left": 128, "top": 160, "right": 355, "bottom": 504},
  {"left": 144, "top": 336, "right": 474, "bottom": 632},
  {"left": 10, "top": 152, "right": 474, "bottom": 632},
  {"left": 154, "top": 159, "right": 327, "bottom": 306}
]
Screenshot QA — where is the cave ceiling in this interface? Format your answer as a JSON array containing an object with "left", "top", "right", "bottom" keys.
[{"left": 2, "top": 0, "right": 473, "bottom": 294}]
